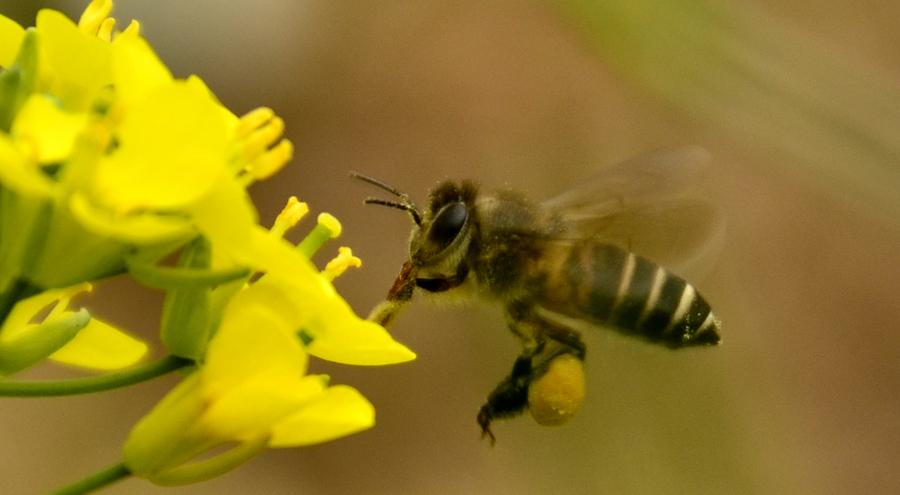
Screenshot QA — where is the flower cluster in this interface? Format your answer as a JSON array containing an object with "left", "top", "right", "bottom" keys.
[{"left": 0, "top": 1, "right": 413, "bottom": 491}]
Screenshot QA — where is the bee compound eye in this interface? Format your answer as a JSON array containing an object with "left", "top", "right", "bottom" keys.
[
  {"left": 528, "top": 353, "right": 586, "bottom": 426},
  {"left": 428, "top": 202, "right": 468, "bottom": 247}
]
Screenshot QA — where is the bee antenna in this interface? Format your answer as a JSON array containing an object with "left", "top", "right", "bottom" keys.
[
  {"left": 351, "top": 171, "right": 422, "bottom": 226},
  {"left": 349, "top": 171, "right": 406, "bottom": 198},
  {"left": 364, "top": 197, "right": 423, "bottom": 226}
]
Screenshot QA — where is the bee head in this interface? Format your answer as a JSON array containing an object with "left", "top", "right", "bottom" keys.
[
  {"left": 409, "top": 180, "right": 478, "bottom": 266},
  {"left": 351, "top": 172, "right": 478, "bottom": 271}
]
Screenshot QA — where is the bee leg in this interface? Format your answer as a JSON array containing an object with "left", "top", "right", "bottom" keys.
[
  {"left": 367, "top": 261, "right": 417, "bottom": 327},
  {"left": 477, "top": 348, "right": 538, "bottom": 446},
  {"left": 540, "top": 323, "right": 586, "bottom": 361},
  {"left": 476, "top": 305, "right": 590, "bottom": 443}
]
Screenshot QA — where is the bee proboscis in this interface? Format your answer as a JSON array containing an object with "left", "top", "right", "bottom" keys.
[{"left": 353, "top": 146, "right": 723, "bottom": 444}]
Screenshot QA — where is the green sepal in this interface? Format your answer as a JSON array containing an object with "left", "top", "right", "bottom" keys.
[
  {"left": 0, "top": 29, "right": 39, "bottom": 132},
  {"left": 0, "top": 307, "right": 90, "bottom": 375},
  {"left": 28, "top": 204, "right": 129, "bottom": 288},
  {"left": 149, "top": 436, "right": 268, "bottom": 486},
  {"left": 159, "top": 237, "right": 213, "bottom": 360},
  {"left": 128, "top": 259, "right": 250, "bottom": 290}
]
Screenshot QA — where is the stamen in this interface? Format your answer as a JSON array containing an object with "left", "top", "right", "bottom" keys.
[
  {"left": 242, "top": 116, "right": 284, "bottom": 162},
  {"left": 271, "top": 196, "right": 309, "bottom": 238},
  {"left": 120, "top": 20, "right": 141, "bottom": 38},
  {"left": 78, "top": 0, "right": 114, "bottom": 36},
  {"left": 97, "top": 18, "right": 115, "bottom": 42},
  {"left": 323, "top": 247, "right": 362, "bottom": 281},
  {"left": 246, "top": 139, "right": 293, "bottom": 181},
  {"left": 235, "top": 107, "right": 275, "bottom": 140}
]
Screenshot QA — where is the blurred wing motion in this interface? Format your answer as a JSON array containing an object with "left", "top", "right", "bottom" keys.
[{"left": 541, "top": 146, "right": 725, "bottom": 280}]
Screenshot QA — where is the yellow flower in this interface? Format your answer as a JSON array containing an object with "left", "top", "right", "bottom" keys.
[
  {"left": 193, "top": 196, "right": 416, "bottom": 365},
  {"left": 0, "top": 2, "right": 291, "bottom": 289},
  {"left": 3, "top": 2, "right": 416, "bottom": 490},
  {"left": 156, "top": 195, "right": 416, "bottom": 365},
  {"left": 0, "top": 0, "right": 302, "bottom": 376},
  {"left": 131, "top": 196, "right": 413, "bottom": 483},
  {"left": 123, "top": 282, "right": 375, "bottom": 485}
]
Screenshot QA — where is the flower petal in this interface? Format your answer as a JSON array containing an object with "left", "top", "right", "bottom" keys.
[
  {"left": 12, "top": 94, "right": 88, "bottom": 163},
  {"left": 36, "top": 9, "right": 112, "bottom": 108},
  {"left": 185, "top": 75, "right": 238, "bottom": 138},
  {"left": 200, "top": 377, "right": 324, "bottom": 443},
  {"left": 48, "top": 316, "right": 148, "bottom": 370},
  {"left": 68, "top": 192, "right": 195, "bottom": 245},
  {"left": 0, "top": 134, "right": 53, "bottom": 197},
  {"left": 93, "top": 81, "right": 228, "bottom": 212},
  {"left": 202, "top": 290, "right": 306, "bottom": 393},
  {"left": 0, "top": 14, "right": 24, "bottom": 68},
  {"left": 186, "top": 175, "right": 258, "bottom": 253},
  {"left": 111, "top": 34, "right": 172, "bottom": 109},
  {"left": 305, "top": 314, "right": 417, "bottom": 366},
  {"left": 269, "top": 385, "right": 375, "bottom": 447}
]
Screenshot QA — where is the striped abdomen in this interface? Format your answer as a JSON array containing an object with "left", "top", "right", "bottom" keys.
[{"left": 532, "top": 241, "right": 720, "bottom": 348}]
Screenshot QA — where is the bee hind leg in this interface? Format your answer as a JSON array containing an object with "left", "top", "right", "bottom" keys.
[
  {"left": 477, "top": 350, "right": 535, "bottom": 446},
  {"left": 476, "top": 308, "right": 587, "bottom": 444},
  {"left": 539, "top": 321, "right": 586, "bottom": 360}
]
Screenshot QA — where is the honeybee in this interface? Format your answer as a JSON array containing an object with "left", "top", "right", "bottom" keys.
[{"left": 354, "top": 146, "right": 723, "bottom": 444}]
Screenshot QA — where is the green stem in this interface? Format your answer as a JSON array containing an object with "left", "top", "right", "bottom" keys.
[
  {"left": 0, "top": 355, "right": 192, "bottom": 397},
  {"left": 53, "top": 462, "right": 131, "bottom": 495}
]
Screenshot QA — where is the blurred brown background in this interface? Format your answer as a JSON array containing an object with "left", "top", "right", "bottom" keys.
[{"left": 1, "top": 0, "right": 899, "bottom": 493}]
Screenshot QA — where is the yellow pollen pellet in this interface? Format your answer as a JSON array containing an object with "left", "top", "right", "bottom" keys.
[{"left": 528, "top": 354, "right": 586, "bottom": 426}]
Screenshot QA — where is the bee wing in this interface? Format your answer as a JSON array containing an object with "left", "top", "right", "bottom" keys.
[
  {"left": 540, "top": 146, "right": 725, "bottom": 280},
  {"left": 542, "top": 146, "right": 712, "bottom": 213}
]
